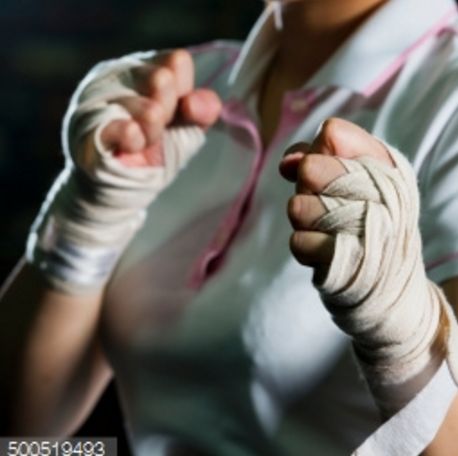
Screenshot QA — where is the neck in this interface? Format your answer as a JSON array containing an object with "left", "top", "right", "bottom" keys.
[{"left": 273, "top": 0, "right": 387, "bottom": 88}]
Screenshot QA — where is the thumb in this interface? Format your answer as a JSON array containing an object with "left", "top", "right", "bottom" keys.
[
  {"left": 179, "top": 88, "right": 222, "bottom": 128},
  {"left": 311, "top": 118, "right": 394, "bottom": 167}
]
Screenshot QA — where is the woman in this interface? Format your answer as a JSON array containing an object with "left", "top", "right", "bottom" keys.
[{"left": 2, "top": 0, "right": 458, "bottom": 454}]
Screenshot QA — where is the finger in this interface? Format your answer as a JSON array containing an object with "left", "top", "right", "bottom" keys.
[
  {"left": 279, "top": 142, "right": 312, "bottom": 182},
  {"left": 131, "top": 64, "right": 178, "bottom": 124},
  {"left": 147, "top": 65, "right": 178, "bottom": 124},
  {"left": 113, "top": 96, "right": 166, "bottom": 144},
  {"left": 154, "top": 49, "right": 194, "bottom": 97},
  {"left": 102, "top": 120, "right": 164, "bottom": 168},
  {"left": 311, "top": 117, "right": 394, "bottom": 166},
  {"left": 283, "top": 141, "right": 312, "bottom": 158},
  {"left": 115, "top": 146, "right": 163, "bottom": 167},
  {"left": 179, "top": 89, "right": 222, "bottom": 127},
  {"left": 100, "top": 119, "right": 146, "bottom": 154},
  {"left": 100, "top": 119, "right": 159, "bottom": 168},
  {"left": 287, "top": 194, "right": 326, "bottom": 230},
  {"left": 296, "top": 154, "right": 347, "bottom": 194},
  {"left": 141, "top": 143, "right": 165, "bottom": 167},
  {"left": 290, "top": 230, "right": 335, "bottom": 266},
  {"left": 279, "top": 152, "right": 305, "bottom": 182}
]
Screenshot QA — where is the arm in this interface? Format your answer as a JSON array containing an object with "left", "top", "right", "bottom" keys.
[
  {"left": 280, "top": 118, "right": 458, "bottom": 454},
  {"left": 422, "top": 277, "right": 458, "bottom": 456},
  {"left": 0, "top": 260, "right": 111, "bottom": 435},
  {"left": 0, "top": 49, "right": 221, "bottom": 435}
]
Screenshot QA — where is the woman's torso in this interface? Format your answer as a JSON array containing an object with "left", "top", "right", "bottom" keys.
[{"left": 99, "top": 3, "right": 458, "bottom": 453}]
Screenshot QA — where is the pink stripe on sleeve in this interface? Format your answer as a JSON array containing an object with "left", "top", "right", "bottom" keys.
[{"left": 364, "top": 6, "right": 458, "bottom": 97}]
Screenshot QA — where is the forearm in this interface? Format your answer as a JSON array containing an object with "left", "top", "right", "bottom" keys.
[
  {"left": 0, "top": 258, "right": 111, "bottom": 435},
  {"left": 281, "top": 121, "right": 458, "bottom": 454},
  {"left": 422, "top": 278, "right": 458, "bottom": 455},
  {"left": 0, "top": 46, "right": 217, "bottom": 435},
  {"left": 422, "top": 392, "right": 458, "bottom": 456}
]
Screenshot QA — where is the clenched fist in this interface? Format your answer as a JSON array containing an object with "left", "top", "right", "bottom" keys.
[
  {"left": 279, "top": 117, "right": 393, "bottom": 269},
  {"left": 78, "top": 49, "right": 222, "bottom": 168},
  {"left": 28, "top": 49, "right": 223, "bottom": 294},
  {"left": 280, "top": 118, "right": 458, "bottom": 417}
]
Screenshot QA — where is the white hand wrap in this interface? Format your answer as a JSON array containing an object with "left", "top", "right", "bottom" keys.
[
  {"left": 26, "top": 53, "right": 205, "bottom": 294},
  {"left": 313, "top": 146, "right": 458, "bottom": 416}
]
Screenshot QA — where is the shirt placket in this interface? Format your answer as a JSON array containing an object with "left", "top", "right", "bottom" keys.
[{"left": 187, "top": 89, "right": 317, "bottom": 289}]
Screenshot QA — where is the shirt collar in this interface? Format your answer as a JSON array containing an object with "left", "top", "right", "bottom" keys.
[{"left": 228, "top": 0, "right": 458, "bottom": 98}]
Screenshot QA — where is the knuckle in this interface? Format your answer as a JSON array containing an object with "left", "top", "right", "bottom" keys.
[
  {"left": 289, "top": 232, "right": 309, "bottom": 265},
  {"left": 288, "top": 195, "right": 311, "bottom": 226},
  {"left": 150, "top": 66, "right": 174, "bottom": 90},
  {"left": 320, "top": 117, "right": 345, "bottom": 143},
  {"left": 287, "top": 195, "right": 300, "bottom": 221},
  {"left": 290, "top": 231, "right": 331, "bottom": 266},
  {"left": 119, "top": 120, "right": 136, "bottom": 140},
  {"left": 118, "top": 122, "right": 132, "bottom": 142},
  {"left": 140, "top": 100, "right": 163, "bottom": 124},
  {"left": 117, "top": 120, "right": 129, "bottom": 136},
  {"left": 297, "top": 155, "right": 322, "bottom": 191},
  {"left": 169, "top": 49, "right": 193, "bottom": 70},
  {"left": 289, "top": 231, "right": 301, "bottom": 253}
]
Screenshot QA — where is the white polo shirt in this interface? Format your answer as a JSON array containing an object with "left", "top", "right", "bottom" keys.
[{"left": 99, "top": 0, "right": 458, "bottom": 454}]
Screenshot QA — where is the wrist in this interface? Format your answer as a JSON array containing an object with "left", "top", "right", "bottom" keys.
[{"left": 25, "top": 165, "right": 146, "bottom": 294}]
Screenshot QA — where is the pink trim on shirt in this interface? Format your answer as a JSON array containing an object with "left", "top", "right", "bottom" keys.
[
  {"left": 186, "top": 8, "right": 458, "bottom": 289},
  {"left": 364, "top": 6, "right": 458, "bottom": 97},
  {"left": 426, "top": 251, "right": 458, "bottom": 272},
  {"left": 188, "top": 91, "right": 317, "bottom": 289},
  {"left": 188, "top": 42, "right": 241, "bottom": 88},
  {"left": 204, "top": 52, "right": 240, "bottom": 88},
  {"left": 188, "top": 99, "right": 263, "bottom": 288}
]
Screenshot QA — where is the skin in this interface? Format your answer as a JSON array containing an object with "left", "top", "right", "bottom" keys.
[
  {"left": 258, "top": 0, "right": 387, "bottom": 145},
  {"left": 279, "top": 118, "right": 393, "bottom": 267},
  {"left": 1, "top": 1, "right": 457, "bottom": 453}
]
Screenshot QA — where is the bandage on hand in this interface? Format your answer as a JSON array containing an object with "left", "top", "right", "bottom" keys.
[
  {"left": 26, "top": 49, "right": 221, "bottom": 294},
  {"left": 280, "top": 118, "right": 458, "bottom": 417}
]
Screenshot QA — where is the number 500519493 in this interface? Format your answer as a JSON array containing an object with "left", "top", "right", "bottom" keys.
[{"left": 3, "top": 439, "right": 116, "bottom": 456}]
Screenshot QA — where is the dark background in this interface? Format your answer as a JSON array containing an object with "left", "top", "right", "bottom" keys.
[{"left": 0, "top": 1, "right": 260, "bottom": 453}]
